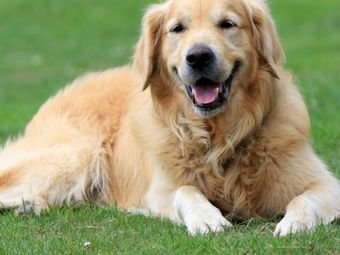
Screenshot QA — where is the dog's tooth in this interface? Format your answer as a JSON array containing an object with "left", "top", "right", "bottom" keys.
[{"left": 218, "top": 84, "right": 223, "bottom": 93}]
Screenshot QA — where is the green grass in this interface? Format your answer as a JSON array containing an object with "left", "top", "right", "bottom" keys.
[
  {"left": 1, "top": 206, "right": 339, "bottom": 255},
  {"left": 0, "top": 0, "right": 339, "bottom": 254}
]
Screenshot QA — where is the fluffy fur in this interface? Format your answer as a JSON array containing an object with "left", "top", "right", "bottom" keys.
[{"left": 0, "top": 0, "right": 339, "bottom": 236}]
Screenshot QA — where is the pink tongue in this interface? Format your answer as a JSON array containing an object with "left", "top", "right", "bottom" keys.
[{"left": 192, "top": 83, "right": 221, "bottom": 105}]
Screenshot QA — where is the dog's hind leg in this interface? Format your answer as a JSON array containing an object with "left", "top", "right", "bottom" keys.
[{"left": 0, "top": 133, "right": 112, "bottom": 215}]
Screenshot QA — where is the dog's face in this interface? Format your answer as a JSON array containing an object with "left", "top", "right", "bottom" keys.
[{"left": 134, "top": 0, "right": 284, "bottom": 117}]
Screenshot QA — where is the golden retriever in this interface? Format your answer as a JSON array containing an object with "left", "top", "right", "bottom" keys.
[{"left": 0, "top": 0, "right": 339, "bottom": 236}]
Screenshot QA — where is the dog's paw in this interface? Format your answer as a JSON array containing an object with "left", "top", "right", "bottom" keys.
[
  {"left": 185, "top": 207, "right": 232, "bottom": 236},
  {"left": 174, "top": 186, "right": 232, "bottom": 235},
  {"left": 181, "top": 201, "right": 232, "bottom": 236},
  {"left": 15, "top": 198, "right": 48, "bottom": 216},
  {"left": 274, "top": 215, "right": 315, "bottom": 237}
]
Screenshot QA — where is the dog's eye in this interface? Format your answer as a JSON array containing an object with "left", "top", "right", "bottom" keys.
[
  {"left": 218, "top": 20, "right": 236, "bottom": 29},
  {"left": 170, "top": 23, "right": 185, "bottom": 33}
]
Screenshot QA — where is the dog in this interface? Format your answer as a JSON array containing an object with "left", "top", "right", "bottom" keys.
[{"left": 0, "top": 0, "right": 339, "bottom": 236}]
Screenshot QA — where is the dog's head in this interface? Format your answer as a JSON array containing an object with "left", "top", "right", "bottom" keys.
[{"left": 133, "top": 0, "right": 284, "bottom": 118}]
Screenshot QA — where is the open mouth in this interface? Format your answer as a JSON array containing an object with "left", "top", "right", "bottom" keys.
[{"left": 185, "top": 62, "right": 240, "bottom": 115}]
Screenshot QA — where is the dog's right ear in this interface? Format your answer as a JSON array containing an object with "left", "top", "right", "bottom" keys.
[{"left": 133, "top": 4, "right": 166, "bottom": 91}]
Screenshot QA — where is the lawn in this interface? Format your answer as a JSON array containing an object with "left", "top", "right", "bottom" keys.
[{"left": 0, "top": 0, "right": 339, "bottom": 254}]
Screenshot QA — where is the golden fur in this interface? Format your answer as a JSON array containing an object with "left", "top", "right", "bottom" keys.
[{"left": 0, "top": 0, "right": 339, "bottom": 236}]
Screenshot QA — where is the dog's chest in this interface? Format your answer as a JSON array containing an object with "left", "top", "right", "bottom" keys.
[
  {"left": 209, "top": 139, "right": 293, "bottom": 220},
  {"left": 160, "top": 125, "right": 290, "bottom": 219},
  {"left": 170, "top": 138, "right": 289, "bottom": 220}
]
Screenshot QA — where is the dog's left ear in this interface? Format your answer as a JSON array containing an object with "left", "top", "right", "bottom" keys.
[
  {"left": 133, "top": 4, "right": 166, "bottom": 91},
  {"left": 243, "top": 0, "right": 285, "bottom": 78}
]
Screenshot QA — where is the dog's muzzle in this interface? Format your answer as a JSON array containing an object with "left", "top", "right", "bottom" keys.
[{"left": 184, "top": 62, "right": 240, "bottom": 117}]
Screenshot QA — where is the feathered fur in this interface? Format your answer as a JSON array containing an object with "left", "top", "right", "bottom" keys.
[{"left": 0, "top": 0, "right": 339, "bottom": 236}]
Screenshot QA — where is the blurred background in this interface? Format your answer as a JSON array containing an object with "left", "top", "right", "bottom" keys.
[{"left": 0, "top": 0, "right": 339, "bottom": 177}]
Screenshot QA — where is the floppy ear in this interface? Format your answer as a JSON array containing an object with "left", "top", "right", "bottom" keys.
[
  {"left": 243, "top": 0, "right": 285, "bottom": 78},
  {"left": 133, "top": 4, "right": 166, "bottom": 91}
]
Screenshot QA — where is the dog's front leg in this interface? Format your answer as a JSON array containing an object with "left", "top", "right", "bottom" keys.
[
  {"left": 274, "top": 182, "right": 340, "bottom": 236},
  {"left": 145, "top": 182, "right": 232, "bottom": 235},
  {"left": 173, "top": 186, "right": 232, "bottom": 235}
]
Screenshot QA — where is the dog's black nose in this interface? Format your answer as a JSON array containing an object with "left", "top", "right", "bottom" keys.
[{"left": 186, "top": 45, "right": 215, "bottom": 70}]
